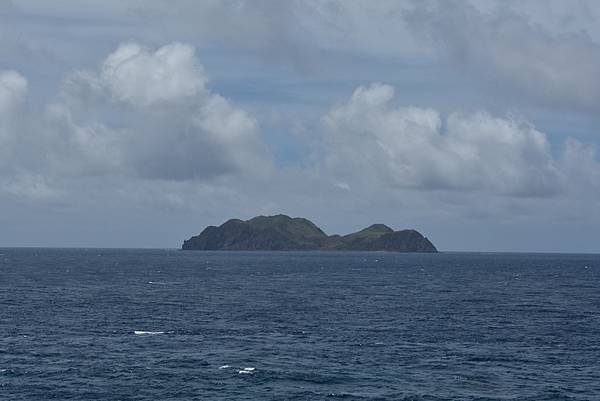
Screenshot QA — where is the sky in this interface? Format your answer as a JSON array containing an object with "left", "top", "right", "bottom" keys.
[{"left": 1, "top": 0, "right": 600, "bottom": 252}]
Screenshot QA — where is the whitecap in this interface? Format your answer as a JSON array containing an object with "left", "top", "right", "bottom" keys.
[
  {"left": 219, "top": 365, "right": 230, "bottom": 369},
  {"left": 238, "top": 367, "right": 255, "bottom": 374},
  {"left": 134, "top": 330, "right": 164, "bottom": 335}
]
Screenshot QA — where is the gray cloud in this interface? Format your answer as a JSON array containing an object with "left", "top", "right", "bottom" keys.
[
  {"left": 0, "top": 70, "right": 28, "bottom": 170},
  {"left": 124, "top": 0, "right": 319, "bottom": 72},
  {"left": 405, "top": 0, "right": 600, "bottom": 114}
]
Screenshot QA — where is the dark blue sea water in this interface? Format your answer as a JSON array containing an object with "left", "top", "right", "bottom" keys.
[{"left": 1, "top": 249, "right": 599, "bottom": 400}]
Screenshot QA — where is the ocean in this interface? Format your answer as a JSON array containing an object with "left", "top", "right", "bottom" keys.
[{"left": 1, "top": 249, "right": 599, "bottom": 400}]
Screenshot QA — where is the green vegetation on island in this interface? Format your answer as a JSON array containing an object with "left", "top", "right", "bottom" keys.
[{"left": 182, "top": 215, "right": 437, "bottom": 252}]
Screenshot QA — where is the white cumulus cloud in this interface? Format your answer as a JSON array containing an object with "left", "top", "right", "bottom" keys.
[
  {"left": 50, "top": 41, "right": 270, "bottom": 181},
  {"left": 0, "top": 41, "right": 271, "bottom": 206},
  {"left": 323, "top": 83, "right": 562, "bottom": 197},
  {"left": 101, "top": 42, "right": 207, "bottom": 106}
]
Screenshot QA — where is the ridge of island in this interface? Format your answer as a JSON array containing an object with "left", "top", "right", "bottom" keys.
[{"left": 182, "top": 214, "right": 437, "bottom": 252}]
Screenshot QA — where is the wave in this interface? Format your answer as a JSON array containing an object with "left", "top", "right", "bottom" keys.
[{"left": 134, "top": 330, "right": 164, "bottom": 335}]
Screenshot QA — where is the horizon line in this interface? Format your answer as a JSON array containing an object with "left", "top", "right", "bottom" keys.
[{"left": 0, "top": 246, "right": 599, "bottom": 255}]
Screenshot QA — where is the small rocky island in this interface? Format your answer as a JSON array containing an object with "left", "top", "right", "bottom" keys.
[{"left": 182, "top": 215, "right": 437, "bottom": 252}]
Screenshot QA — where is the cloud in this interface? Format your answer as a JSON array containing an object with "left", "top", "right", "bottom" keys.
[
  {"left": 322, "top": 83, "right": 562, "bottom": 197},
  {"left": 0, "top": 41, "right": 272, "bottom": 209},
  {"left": 42, "top": 102, "right": 126, "bottom": 177},
  {"left": 1, "top": 173, "right": 61, "bottom": 202},
  {"left": 561, "top": 138, "right": 600, "bottom": 193},
  {"left": 110, "top": 0, "right": 319, "bottom": 72},
  {"left": 404, "top": 0, "right": 600, "bottom": 113},
  {"left": 101, "top": 42, "right": 207, "bottom": 106},
  {"left": 0, "top": 70, "right": 26, "bottom": 111},
  {"left": 0, "top": 0, "right": 13, "bottom": 13},
  {"left": 47, "top": 41, "right": 270, "bottom": 181},
  {"left": 0, "top": 70, "right": 27, "bottom": 163}
]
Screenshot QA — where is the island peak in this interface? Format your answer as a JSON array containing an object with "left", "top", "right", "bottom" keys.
[{"left": 182, "top": 215, "right": 437, "bottom": 252}]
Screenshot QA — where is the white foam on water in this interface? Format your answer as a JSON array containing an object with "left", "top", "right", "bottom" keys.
[
  {"left": 238, "top": 367, "right": 255, "bottom": 374},
  {"left": 0, "top": 369, "right": 7, "bottom": 372},
  {"left": 219, "top": 365, "right": 230, "bottom": 369},
  {"left": 134, "top": 331, "right": 164, "bottom": 335}
]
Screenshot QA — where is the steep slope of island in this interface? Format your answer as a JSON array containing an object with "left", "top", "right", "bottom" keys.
[{"left": 182, "top": 215, "right": 437, "bottom": 252}]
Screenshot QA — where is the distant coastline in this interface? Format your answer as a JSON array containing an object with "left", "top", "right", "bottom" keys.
[{"left": 182, "top": 214, "right": 437, "bottom": 252}]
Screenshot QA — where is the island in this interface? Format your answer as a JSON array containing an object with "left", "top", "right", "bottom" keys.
[{"left": 182, "top": 214, "right": 437, "bottom": 252}]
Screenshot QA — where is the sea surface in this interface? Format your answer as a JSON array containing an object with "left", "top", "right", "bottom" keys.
[{"left": 1, "top": 249, "right": 599, "bottom": 400}]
